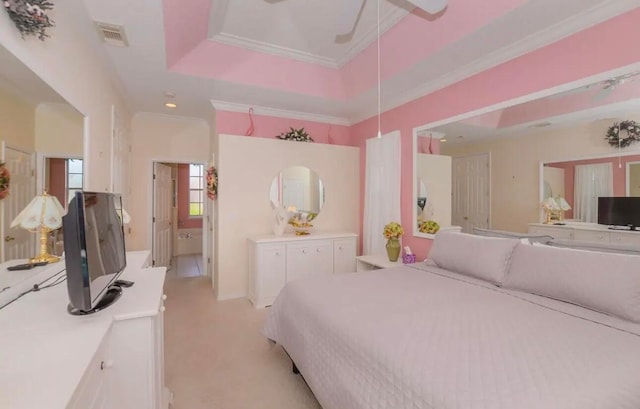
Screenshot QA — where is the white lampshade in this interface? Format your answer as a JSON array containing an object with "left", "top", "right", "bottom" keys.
[
  {"left": 11, "top": 192, "right": 65, "bottom": 230},
  {"left": 556, "top": 197, "right": 572, "bottom": 211},
  {"left": 541, "top": 197, "right": 560, "bottom": 211}
]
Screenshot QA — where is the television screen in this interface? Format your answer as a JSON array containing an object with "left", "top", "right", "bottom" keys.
[
  {"left": 63, "top": 191, "right": 127, "bottom": 314},
  {"left": 597, "top": 197, "right": 640, "bottom": 229}
]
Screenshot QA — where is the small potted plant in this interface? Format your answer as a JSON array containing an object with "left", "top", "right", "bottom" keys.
[{"left": 383, "top": 221, "right": 403, "bottom": 262}]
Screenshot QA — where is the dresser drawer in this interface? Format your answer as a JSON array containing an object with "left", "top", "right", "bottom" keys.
[
  {"left": 573, "top": 229, "right": 609, "bottom": 243},
  {"left": 610, "top": 231, "right": 640, "bottom": 247},
  {"left": 528, "top": 226, "right": 573, "bottom": 239}
]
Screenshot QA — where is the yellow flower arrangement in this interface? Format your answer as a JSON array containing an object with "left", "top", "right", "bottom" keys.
[{"left": 383, "top": 221, "right": 404, "bottom": 239}]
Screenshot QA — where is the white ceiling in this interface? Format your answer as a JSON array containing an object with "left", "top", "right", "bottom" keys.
[
  {"left": 0, "top": 45, "right": 66, "bottom": 105},
  {"left": 209, "top": 0, "right": 409, "bottom": 68},
  {"left": 79, "top": 0, "right": 640, "bottom": 125}
]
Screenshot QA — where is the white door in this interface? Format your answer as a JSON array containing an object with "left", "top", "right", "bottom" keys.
[
  {"left": 452, "top": 153, "right": 490, "bottom": 233},
  {"left": 153, "top": 162, "right": 172, "bottom": 267},
  {"left": 2, "top": 147, "right": 35, "bottom": 262}
]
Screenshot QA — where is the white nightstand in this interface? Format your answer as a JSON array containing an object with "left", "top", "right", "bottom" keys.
[{"left": 356, "top": 254, "right": 404, "bottom": 272}]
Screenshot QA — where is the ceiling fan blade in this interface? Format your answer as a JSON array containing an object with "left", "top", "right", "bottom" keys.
[
  {"left": 409, "top": 0, "right": 448, "bottom": 14},
  {"left": 336, "top": 0, "right": 366, "bottom": 36}
]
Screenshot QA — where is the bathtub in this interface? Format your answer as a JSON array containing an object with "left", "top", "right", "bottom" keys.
[{"left": 176, "top": 228, "right": 203, "bottom": 256}]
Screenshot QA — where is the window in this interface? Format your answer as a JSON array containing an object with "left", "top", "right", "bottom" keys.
[
  {"left": 189, "top": 164, "right": 204, "bottom": 216},
  {"left": 67, "top": 159, "right": 83, "bottom": 203}
]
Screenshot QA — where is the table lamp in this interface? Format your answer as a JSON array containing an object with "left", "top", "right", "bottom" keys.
[
  {"left": 10, "top": 191, "right": 65, "bottom": 264},
  {"left": 555, "top": 197, "right": 572, "bottom": 222},
  {"left": 541, "top": 197, "right": 560, "bottom": 224}
]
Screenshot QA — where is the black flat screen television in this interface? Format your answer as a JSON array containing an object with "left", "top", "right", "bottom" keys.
[
  {"left": 63, "top": 191, "right": 127, "bottom": 315},
  {"left": 597, "top": 196, "right": 640, "bottom": 231}
]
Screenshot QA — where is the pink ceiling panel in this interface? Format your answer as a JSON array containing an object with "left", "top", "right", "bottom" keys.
[
  {"left": 163, "top": 0, "right": 211, "bottom": 67},
  {"left": 172, "top": 40, "right": 346, "bottom": 100},
  {"left": 341, "top": 0, "right": 527, "bottom": 98}
]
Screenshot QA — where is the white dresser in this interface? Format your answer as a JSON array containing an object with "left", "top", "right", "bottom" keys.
[
  {"left": 0, "top": 251, "right": 171, "bottom": 409},
  {"left": 248, "top": 232, "right": 357, "bottom": 308},
  {"left": 528, "top": 223, "right": 640, "bottom": 246}
]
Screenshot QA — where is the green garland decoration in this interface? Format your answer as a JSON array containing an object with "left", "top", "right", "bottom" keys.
[
  {"left": 605, "top": 120, "right": 640, "bottom": 148},
  {"left": 4, "top": 0, "right": 54, "bottom": 40}
]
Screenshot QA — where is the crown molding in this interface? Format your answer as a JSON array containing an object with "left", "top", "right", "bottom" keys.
[
  {"left": 212, "top": 32, "right": 339, "bottom": 68},
  {"left": 211, "top": 100, "right": 352, "bottom": 126},
  {"left": 209, "top": 6, "right": 408, "bottom": 69},
  {"left": 348, "top": 0, "right": 640, "bottom": 124},
  {"left": 334, "top": 7, "right": 409, "bottom": 68}
]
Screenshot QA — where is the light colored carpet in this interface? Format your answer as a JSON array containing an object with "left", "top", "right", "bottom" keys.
[{"left": 164, "top": 276, "right": 322, "bottom": 409}]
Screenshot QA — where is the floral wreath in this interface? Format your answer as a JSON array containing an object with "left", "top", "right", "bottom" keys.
[
  {"left": 605, "top": 120, "right": 640, "bottom": 148},
  {"left": 0, "top": 163, "right": 10, "bottom": 200},
  {"left": 3, "top": 0, "right": 55, "bottom": 40},
  {"left": 206, "top": 166, "right": 217, "bottom": 200}
]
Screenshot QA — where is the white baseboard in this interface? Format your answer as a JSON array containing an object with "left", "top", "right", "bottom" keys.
[{"left": 216, "top": 292, "right": 247, "bottom": 301}]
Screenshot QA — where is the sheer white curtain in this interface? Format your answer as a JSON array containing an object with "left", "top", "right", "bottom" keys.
[
  {"left": 363, "top": 131, "right": 401, "bottom": 255},
  {"left": 574, "top": 163, "right": 613, "bottom": 222}
]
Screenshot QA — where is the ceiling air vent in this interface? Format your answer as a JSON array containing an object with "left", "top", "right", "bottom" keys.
[{"left": 95, "top": 22, "right": 129, "bottom": 47}]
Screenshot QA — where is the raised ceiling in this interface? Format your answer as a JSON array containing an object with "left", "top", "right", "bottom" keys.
[{"left": 80, "top": 0, "right": 640, "bottom": 125}]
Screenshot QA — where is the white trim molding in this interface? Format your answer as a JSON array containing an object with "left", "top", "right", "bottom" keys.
[
  {"left": 210, "top": 99, "right": 352, "bottom": 126},
  {"left": 209, "top": 7, "right": 408, "bottom": 69}
]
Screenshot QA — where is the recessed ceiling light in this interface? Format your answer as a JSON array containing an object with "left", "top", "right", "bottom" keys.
[
  {"left": 440, "top": 138, "right": 448, "bottom": 143},
  {"left": 165, "top": 102, "right": 177, "bottom": 108},
  {"left": 163, "top": 91, "right": 175, "bottom": 98}
]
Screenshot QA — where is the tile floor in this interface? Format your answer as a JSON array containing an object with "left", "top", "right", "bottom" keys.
[{"left": 166, "top": 254, "right": 203, "bottom": 279}]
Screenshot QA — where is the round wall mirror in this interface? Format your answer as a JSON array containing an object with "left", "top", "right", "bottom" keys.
[{"left": 269, "top": 166, "right": 325, "bottom": 219}]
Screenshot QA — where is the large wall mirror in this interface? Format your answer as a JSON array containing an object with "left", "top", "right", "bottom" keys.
[
  {"left": 412, "top": 132, "right": 453, "bottom": 237},
  {"left": 0, "top": 44, "right": 84, "bottom": 291},
  {"left": 269, "top": 166, "right": 325, "bottom": 218},
  {"left": 421, "top": 64, "right": 640, "bottom": 233}
]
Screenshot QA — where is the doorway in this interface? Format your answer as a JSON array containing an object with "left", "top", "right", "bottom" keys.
[
  {"left": 452, "top": 153, "right": 490, "bottom": 233},
  {"left": 1, "top": 146, "right": 35, "bottom": 262},
  {"left": 152, "top": 161, "right": 208, "bottom": 279}
]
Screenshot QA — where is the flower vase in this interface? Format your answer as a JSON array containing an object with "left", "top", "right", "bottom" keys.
[{"left": 386, "top": 237, "right": 401, "bottom": 262}]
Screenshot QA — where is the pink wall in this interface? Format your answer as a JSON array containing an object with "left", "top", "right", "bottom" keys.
[
  {"left": 215, "top": 111, "right": 353, "bottom": 146},
  {"left": 350, "top": 8, "right": 640, "bottom": 261},
  {"left": 212, "top": 8, "right": 640, "bottom": 261},
  {"left": 177, "top": 164, "right": 203, "bottom": 229},
  {"left": 48, "top": 158, "right": 66, "bottom": 206},
  {"left": 547, "top": 154, "right": 640, "bottom": 219}
]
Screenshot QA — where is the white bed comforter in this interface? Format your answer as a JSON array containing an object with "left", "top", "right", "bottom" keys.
[{"left": 263, "top": 264, "right": 640, "bottom": 409}]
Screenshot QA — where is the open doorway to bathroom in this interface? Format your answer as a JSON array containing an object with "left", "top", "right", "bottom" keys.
[{"left": 152, "top": 161, "right": 207, "bottom": 279}]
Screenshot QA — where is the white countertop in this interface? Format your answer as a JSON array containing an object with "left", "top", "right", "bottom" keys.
[
  {"left": 529, "top": 222, "right": 640, "bottom": 235},
  {"left": 0, "top": 250, "right": 164, "bottom": 409},
  {"left": 249, "top": 231, "right": 357, "bottom": 243}
]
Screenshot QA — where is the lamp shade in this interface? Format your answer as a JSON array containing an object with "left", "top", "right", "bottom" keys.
[
  {"left": 11, "top": 192, "right": 65, "bottom": 230},
  {"left": 556, "top": 197, "right": 572, "bottom": 211},
  {"left": 541, "top": 197, "right": 560, "bottom": 211}
]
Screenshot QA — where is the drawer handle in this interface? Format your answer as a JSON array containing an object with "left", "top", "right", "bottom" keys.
[
  {"left": 302, "top": 250, "right": 307, "bottom": 254},
  {"left": 338, "top": 246, "right": 343, "bottom": 251},
  {"left": 275, "top": 251, "right": 279, "bottom": 256},
  {"left": 100, "top": 360, "right": 113, "bottom": 370},
  {"left": 316, "top": 248, "right": 320, "bottom": 253}
]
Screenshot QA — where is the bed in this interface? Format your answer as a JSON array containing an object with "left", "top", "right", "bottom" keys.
[{"left": 263, "top": 232, "right": 640, "bottom": 409}]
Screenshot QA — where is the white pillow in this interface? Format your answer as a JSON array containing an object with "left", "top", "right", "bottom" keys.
[
  {"left": 428, "top": 232, "right": 519, "bottom": 285},
  {"left": 505, "top": 243, "right": 640, "bottom": 323}
]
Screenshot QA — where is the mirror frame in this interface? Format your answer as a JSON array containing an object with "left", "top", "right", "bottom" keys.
[{"left": 538, "top": 148, "right": 640, "bottom": 222}]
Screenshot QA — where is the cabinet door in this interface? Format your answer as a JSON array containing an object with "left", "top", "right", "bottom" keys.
[
  {"left": 258, "top": 244, "right": 286, "bottom": 300},
  {"left": 528, "top": 226, "right": 574, "bottom": 239},
  {"left": 286, "top": 243, "right": 314, "bottom": 282},
  {"left": 312, "top": 241, "right": 334, "bottom": 275},
  {"left": 334, "top": 238, "right": 356, "bottom": 273}
]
